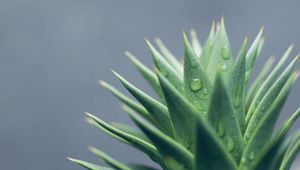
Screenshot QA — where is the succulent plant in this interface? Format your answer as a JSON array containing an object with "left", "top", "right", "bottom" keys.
[{"left": 69, "top": 19, "right": 300, "bottom": 170}]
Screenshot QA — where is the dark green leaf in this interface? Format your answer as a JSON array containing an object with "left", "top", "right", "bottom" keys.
[
  {"left": 196, "top": 115, "right": 238, "bottom": 170},
  {"left": 124, "top": 106, "right": 194, "bottom": 170},
  {"left": 207, "top": 73, "right": 243, "bottom": 162}
]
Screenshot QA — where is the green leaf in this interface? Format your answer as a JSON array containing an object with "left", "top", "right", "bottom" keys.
[
  {"left": 229, "top": 37, "right": 248, "bottom": 132},
  {"left": 154, "top": 38, "right": 183, "bottom": 75},
  {"left": 251, "top": 135, "right": 291, "bottom": 170},
  {"left": 245, "top": 55, "right": 299, "bottom": 143},
  {"left": 246, "top": 57, "right": 275, "bottom": 111},
  {"left": 195, "top": 114, "right": 238, "bottom": 170},
  {"left": 244, "top": 27, "right": 264, "bottom": 84},
  {"left": 183, "top": 32, "right": 212, "bottom": 112},
  {"left": 200, "top": 22, "right": 215, "bottom": 69},
  {"left": 99, "top": 81, "right": 151, "bottom": 122},
  {"left": 126, "top": 51, "right": 165, "bottom": 102},
  {"left": 157, "top": 70, "right": 199, "bottom": 152},
  {"left": 146, "top": 39, "right": 183, "bottom": 92},
  {"left": 112, "top": 71, "right": 174, "bottom": 137},
  {"left": 207, "top": 73, "right": 243, "bottom": 162},
  {"left": 111, "top": 122, "right": 150, "bottom": 143},
  {"left": 207, "top": 18, "right": 233, "bottom": 81},
  {"left": 85, "top": 112, "right": 159, "bottom": 158},
  {"left": 190, "top": 29, "right": 202, "bottom": 57},
  {"left": 124, "top": 106, "right": 194, "bottom": 170},
  {"left": 246, "top": 46, "right": 294, "bottom": 124},
  {"left": 89, "top": 147, "right": 132, "bottom": 170},
  {"left": 68, "top": 158, "right": 114, "bottom": 170},
  {"left": 127, "top": 164, "right": 159, "bottom": 170},
  {"left": 241, "top": 71, "right": 298, "bottom": 168},
  {"left": 276, "top": 106, "right": 300, "bottom": 140},
  {"left": 280, "top": 131, "right": 300, "bottom": 170}
]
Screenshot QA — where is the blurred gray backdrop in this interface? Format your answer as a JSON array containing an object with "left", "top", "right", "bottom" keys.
[{"left": 0, "top": 0, "right": 299, "bottom": 169}]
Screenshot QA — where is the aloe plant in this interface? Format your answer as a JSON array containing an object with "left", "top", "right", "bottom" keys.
[{"left": 69, "top": 19, "right": 300, "bottom": 170}]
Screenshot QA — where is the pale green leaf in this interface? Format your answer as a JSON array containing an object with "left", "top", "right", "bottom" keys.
[
  {"left": 246, "top": 46, "right": 294, "bottom": 124},
  {"left": 113, "top": 71, "right": 174, "bottom": 137},
  {"left": 246, "top": 57, "right": 275, "bottom": 111},
  {"left": 229, "top": 37, "right": 248, "bottom": 132},
  {"left": 183, "top": 32, "right": 212, "bottom": 112},
  {"left": 89, "top": 147, "right": 132, "bottom": 170},
  {"left": 68, "top": 158, "right": 114, "bottom": 170},
  {"left": 207, "top": 18, "right": 233, "bottom": 81},
  {"left": 241, "top": 72, "right": 298, "bottom": 168},
  {"left": 126, "top": 51, "right": 165, "bottom": 102},
  {"left": 280, "top": 131, "right": 300, "bottom": 170},
  {"left": 190, "top": 29, "right": 202, "bottom": 57},
  {"left": 146, "top": 40, "right": 183, "bottom": 92},
  {"left": 200, "top": 22, "right": 215, "bottom": 69},
  {"left": 244, "top": 27, "right": 264, "bottom": 84},
  {"left": 99, "top": 81, "right": 150, "bottom": 122},
  {"left": 245, "top": 56, "right": 299, "bottom": 143},
  {"left": 154, "top": 38, "right": 183, "bottom": 75},
  {"left": 85, "top": 113, "right": 162, "bottom": 165}
]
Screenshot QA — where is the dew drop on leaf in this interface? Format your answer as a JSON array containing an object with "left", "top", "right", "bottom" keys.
[
  {"left": 190, "top": 58, "right": 198, "bottom": 68},
  {"left": 197, "top": 88, "right": 209, "bottom": 99},
  {"left": 226, "top": 136, "right": 235, "bottom": 152},
  {"left": 190, "top": 78, "right": 202, "bottom": 92},
  {"left": 221, "top": 64, "right": 228, "bottom": 71},
  {"left": 249, "top": 152, "right": 255, "bottom": 161},
  {"left": 233, "top": 96, "right": 240, "bottom": 108}
]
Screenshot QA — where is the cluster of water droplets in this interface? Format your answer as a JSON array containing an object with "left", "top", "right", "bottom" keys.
[
  {"left": 215, "top": 121, "right": 236, "bottom": 154},
  {"left": 220, "top": 46, "right": 231, "bottom": 72},
  {"left": 189, "top": 57, "right": 209, "bottom": 101}
]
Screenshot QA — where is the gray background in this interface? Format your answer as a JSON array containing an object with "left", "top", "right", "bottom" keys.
[{"left": 0, "top": 0, "right": 299, "bottom": 169}]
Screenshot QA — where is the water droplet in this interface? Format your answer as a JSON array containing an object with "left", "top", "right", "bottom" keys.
[
  {"left": 233, "top": 96, "right": 240, "bottom": 108},
  {"left": 261, "top": 106, "right": 265, "bottom": 111},
  {"left": 190, "top": 58, "right": 198, "bottom": 68},
  {"left": 160, "top": 68, "right": 169, "bottom": 77},
  {"left": 217, "top": 121, "right": 225, "bottom": 137},
  {"left": 226, "top": 136, "right": 235, "bottom": 152},
  {"left": 221, "top": 47, "right": 230, "bottom": 60},
  {"left": 221, "top": 64, "right": 228, "bottom": 71},
  {"left": 197, "top": 88, "right": 209, "bottom": 99},
  {"left": 249, "top": 152, "right": 255, "bottom": 161},
  {"left": 190, "top": 78, "right": 202, "bottom": 92},
  {"left": 241, "top": 157, "right": 247, "bottom": 164}
]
